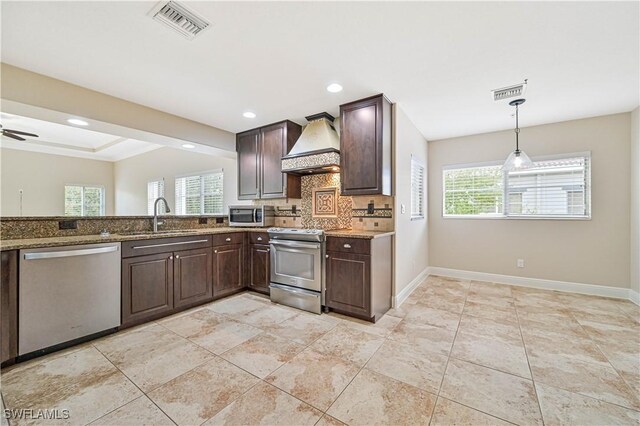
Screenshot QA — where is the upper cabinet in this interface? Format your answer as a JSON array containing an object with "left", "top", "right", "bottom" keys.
[
  {"left": 236, "top": 121, "right": 302, "bottom": 200},
  {"left": 339, "top": 94, "right": 392, "bottom": 196}
]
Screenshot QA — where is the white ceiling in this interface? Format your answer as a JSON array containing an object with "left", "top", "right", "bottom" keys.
[
  {"left": 1, "top": 1, "right": 638, "bottom": 141},
  {"left": 0, "top": 113, "right": 161, "bottom": 161}
]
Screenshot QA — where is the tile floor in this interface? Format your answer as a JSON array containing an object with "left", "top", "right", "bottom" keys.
[{"left": 2, "top": 276, "right": 640, "bottom": 425}]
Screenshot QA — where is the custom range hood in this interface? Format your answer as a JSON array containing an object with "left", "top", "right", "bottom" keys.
[{"left": 282, "top": 112, "right": 340, "bottom": 175}]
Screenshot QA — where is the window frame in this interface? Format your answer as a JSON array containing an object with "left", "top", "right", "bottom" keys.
[
  {"left": 147, "top": 178, "right": 166, "bottom": 215},
  {"left": 442, "top": 152, "right": 592, "bottom": 221},
  {"left": 174, "top": 169, "right": 224, "bottom": 216},
  {"left": 410, "top": 156, "right": 426, "bottom": 221},
  {"left": 64, "top": 184, "right": 106, "bottom": 217}
]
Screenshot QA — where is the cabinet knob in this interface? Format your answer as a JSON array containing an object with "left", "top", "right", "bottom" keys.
[
  {"left": 267, "top": 249, "right": 270, "bottom": 252},
  {"left": 225, "top": 237, "right": 231, "bottom": 242},
  {"left": 169, "top": 256, "right": 174, "bottom": 260},
  {"left": 343, "top": 244, "right": 352, "bottom": 249},
  {"left": 325, "top": 254, "right": 329, "bottom": 258},
  {"left": 257, "top": 237, "right": 263, "bottom": 241},
  {"left": 214, "top": 250, "right": 218, "bottom": 253},
  {"left": 175, "top": 255, "right": 180, "bottom": 259}
]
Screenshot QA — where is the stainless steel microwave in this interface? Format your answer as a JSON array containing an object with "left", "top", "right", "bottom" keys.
[{"left": 228, "top": 205, "right": 275, "bottom": 227}]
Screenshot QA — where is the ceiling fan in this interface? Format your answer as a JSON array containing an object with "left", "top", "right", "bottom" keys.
[{"left": 0, "top": 124, "right": 39, "bottom": 141}]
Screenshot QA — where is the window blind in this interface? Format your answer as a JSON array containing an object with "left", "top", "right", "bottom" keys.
[
  {"left": 506, "top": 155, "right": 590, "bottom": 217},
  {"left": 64, "top": 185, "right": 104, "bottom": 217},
  {"left": 443, "top": 165, "right": 504, "bottom": 216},
  {"left": 442, "top": 153, "right": 591, "bottom": 219},
  {"left": 147, "top": 179, "right": 165, "bottom": 215},
  {"left": 411, "top": 157, "right": 425, "bottom": 219},
  {"left": 175, "top": 171, "right": 223, "bottom": 215}
]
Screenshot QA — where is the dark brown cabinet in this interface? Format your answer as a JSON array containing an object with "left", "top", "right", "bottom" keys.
[
  {"left": 248, "top": 244, "right": 270, "bottom": 294},
  {"left": 326, "top": 252, "right": 371, "bottom": 318},
  {"left": 237, "top": 121, "right": 302, "bottom": 200},
  {"left": 174, "top": 248, "right": 213, "bottom": 309},
  {"left": 122, "top": 252, "right": 174, "bottom": 326},
  {"left": 325, "top": 235, "right": 392, "bottom": 322},
  {"left": 237, "top": 130, "right": 260, "bottom": 199},
  {"left": 121, "top": 236, "right": 213, "bottom": 327},
  {"left": 213, "top": 244, "right": 244, "bottom": 298},
  {"left": 1, "top": 250, "right": 18, "bottom": 365},
  {"left": 340, "top": 94, "right": 392, "bottom": 196}
]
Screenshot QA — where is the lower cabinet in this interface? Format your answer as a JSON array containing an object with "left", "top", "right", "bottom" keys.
[
  {"left": 121, "top": 236, "right": 214, "bottom": 327},
  {"left": 325, "top": 235, "right": 392, "bottom": 322},
  {"left": 326, "top": 252, "right": 371, "bottom": 318},
  {"left": 248, "top": 243, "right": 270, "bottom": 294},
  {"left": 213, "top": 244, "right": 244, "bottom": 298},
  {"left": 1, "top": 250, "right": 18, "bottom": 365},
  {"left": 122, "top": 252, "right": 175, "bottom": 326},
  {"left": 174, "top": 248, "right": 213, "bottom": 309}
]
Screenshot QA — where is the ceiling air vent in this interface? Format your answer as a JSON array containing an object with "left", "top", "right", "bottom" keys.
[
  {"left": 492, "top": 79, "right": 528, "bottom": 102},
  {"left": 151, "top": 1, "right": 210, "bottom": 39}
]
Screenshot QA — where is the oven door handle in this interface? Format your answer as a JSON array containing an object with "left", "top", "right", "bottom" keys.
[
  {"left": 253, "top": 209, "right": 258, "bottom": 223},
  {"left": 269, "top": 240, "right": 321, "bottom": 250}
]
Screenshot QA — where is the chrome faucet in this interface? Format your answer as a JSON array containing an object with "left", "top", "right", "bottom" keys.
[{"left": 153, "top": 197, "right": 171, "bottom": 233}]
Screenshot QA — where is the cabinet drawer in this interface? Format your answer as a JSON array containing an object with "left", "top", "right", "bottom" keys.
[
  {"left": 212, "top": 232, "right": 245, "bottom": 246},
  {"left": 326, "top": 237, "right": 370, "bottom": 255},
  {"left": 249, "top": 232, "right": 269, "bottom": 244},
  {"left": 122, "top": 235, "right": 212, "bottom": 258}
]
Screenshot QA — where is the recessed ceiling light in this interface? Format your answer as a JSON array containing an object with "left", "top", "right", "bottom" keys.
[
  {"left": 243, "top": 111, "right": 256, "bottom": 119},
  {"left": 182, "top": 143, "right": 195, "bottom": 149},
  {"left": 326, "top": 83, "right": 343, "bottom": 93},
  {"left": 67, "top": 118, "right": 89, "bottom": 126}
]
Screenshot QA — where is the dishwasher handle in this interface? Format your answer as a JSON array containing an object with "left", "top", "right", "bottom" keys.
[{"left": 23, "top": 245, "right": 119, "bottom": 260}]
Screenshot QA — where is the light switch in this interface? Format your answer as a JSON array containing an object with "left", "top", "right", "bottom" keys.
[{"left": 401, "top": 204, "right": 406, "bottom": 214}]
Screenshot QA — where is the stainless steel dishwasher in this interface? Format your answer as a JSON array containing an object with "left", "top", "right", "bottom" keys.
[{"left": 19, "top": 242, "right": 121, "bottom": 356}]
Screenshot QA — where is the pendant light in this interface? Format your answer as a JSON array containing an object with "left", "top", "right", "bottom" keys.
[{"left": 502, "top": 98, "right": 533, "bottom": 171}]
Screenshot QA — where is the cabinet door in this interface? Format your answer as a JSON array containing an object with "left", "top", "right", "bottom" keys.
[
  {"left": 249, "top": 243, "right": 270, "bottom": 294},
  {"left": 122, "top": 253, "right": 174, "bottom": 326},
  {"left": 340, "top": 95, "right": 385, "bottom": 195},
  {"left": 260, "top": 123, "right": 287, "bottom": 199},
  {"left": 237, "top": 130, "right": 260, "bottom": 200},
  {"left": 326, "top": 251, "right": 371, "bottom": 318},
  {"left": 1, "top": 250, "right": 17, "bottom": 364},
  {"left": 174, "top": 247, "right": 213, "bottom": 309},
  {"left": 213, "top": 244, "right": 244, "bottom": 298}
]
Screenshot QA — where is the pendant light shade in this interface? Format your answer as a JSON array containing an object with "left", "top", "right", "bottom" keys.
[{"left": 502, "top": 98, "right": 533, "bottom": 172}]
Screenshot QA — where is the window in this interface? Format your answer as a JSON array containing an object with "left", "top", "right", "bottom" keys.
[
  {"left": 175, "top": 171, "right": 224, "bottom": 215},
  {"left": 64, "top": 185, "right": 105, "bottom": 216},
  {"left": 411, "top": 157, "right": 425, "bottom": 219},
  {"left": 147, "top": 179, "right": 165, "bottom": 215},
  {"left": 443, "top": 153, "right": 591, "bottom": 219},
  {"left": 443, "top": 164, "right": 504, "bottom": 216},
  {"left": 506, "top": 155, "right": 590, "bottom": 218}
]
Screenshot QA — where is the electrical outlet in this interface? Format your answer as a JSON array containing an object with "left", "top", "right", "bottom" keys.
[
  {"left": 401, "top": 204, "right": 406, "bottom": 214},
  {"left": 517, "top": 259, "right": 525, "bottom": 268}
]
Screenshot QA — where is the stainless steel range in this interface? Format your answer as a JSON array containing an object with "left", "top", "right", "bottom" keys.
[{"left": 268, "top": 227, "right": 325, "bottom": 314}]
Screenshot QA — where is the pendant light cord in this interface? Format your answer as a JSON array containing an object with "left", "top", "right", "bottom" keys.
[{"left": 515, "top": 103, "right": 520, "bottom": 152}]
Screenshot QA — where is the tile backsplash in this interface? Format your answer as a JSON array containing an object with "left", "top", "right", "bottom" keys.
[{"left": 254, "top": 173, "right": 394, "bottom": 231}]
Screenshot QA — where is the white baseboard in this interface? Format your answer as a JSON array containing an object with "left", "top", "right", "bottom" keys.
[
  {"left": 428, "top": 267, "right": 633, "bottom": 301},
  {"left": 394, "top": 266, "right": 430, "bottom": 307}
]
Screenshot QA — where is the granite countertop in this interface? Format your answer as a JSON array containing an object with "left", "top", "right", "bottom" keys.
[{"left": 0, "top": 227, "right": 394, "bottom": 250}]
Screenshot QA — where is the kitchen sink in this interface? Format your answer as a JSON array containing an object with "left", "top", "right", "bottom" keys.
[{"left": 118, "top": 230, "right": 200, "bottom": 236}]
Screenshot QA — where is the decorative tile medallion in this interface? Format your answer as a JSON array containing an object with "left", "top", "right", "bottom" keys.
[{"left": 312, "top": 187, "right": 338, "bottom": 218}]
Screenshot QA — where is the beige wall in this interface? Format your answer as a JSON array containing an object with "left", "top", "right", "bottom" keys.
[
  {"left": 428, "top": 113, "right": 631, "bottom": 288},
  {"left": 0, "top": 148, "right": 115, "bottom": 216},
  {"left": 631, "top": 107, "right": 640, "bottom": 295},
  {"left": 394, "top": 105, "right": 429, "bottom": 297},
  {"left": 1, "top": 63, "right": 235, "bottom": 152},
  {"left": 114, "top": 147, "right": 240, "bottom": 216}
]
